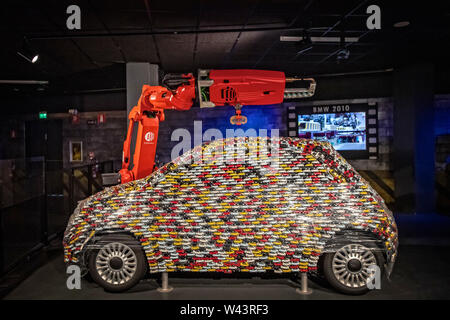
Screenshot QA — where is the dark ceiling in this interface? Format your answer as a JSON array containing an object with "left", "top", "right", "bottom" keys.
[{"left": 1, "top": 0, "right": 450, "bottom": 93}]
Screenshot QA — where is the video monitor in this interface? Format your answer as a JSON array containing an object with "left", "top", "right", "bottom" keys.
[
  {"left": 287, "top": 103, "right": 378, "bottom": 159},
  {"left": 297, "top": 112, "right": 366, "bottom": 151}
]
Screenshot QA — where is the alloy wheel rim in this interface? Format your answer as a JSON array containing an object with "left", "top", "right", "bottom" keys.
[
  {"left": 331, "top": 244, "right": 377, "bottom": 288},
  {"left": 95, "top": 242, "right": 137, "bottom": 285}
]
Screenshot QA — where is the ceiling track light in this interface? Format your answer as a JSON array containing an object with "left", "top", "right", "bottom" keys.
[
  {"left": 393, "top": 21, "right": 410, "bottom": 28},
  {"left": 336, "top": 28, "right": 351, "bottom": 62},
  {"left": 17, "top": 38, "right": 39, "bottom": 63},
  {"left": 294, "top": 30, "right": 313, "bottom": 56},
  {"left": 336, "top": 48, "right": 350, "bottom": 61},
  {"left": 280, "top": 36, "right": 359, "bottom": 43}
]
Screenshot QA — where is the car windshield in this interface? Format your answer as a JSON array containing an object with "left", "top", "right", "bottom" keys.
[{"left": 142, "top": 144, "right": 199, "bottom": 185}]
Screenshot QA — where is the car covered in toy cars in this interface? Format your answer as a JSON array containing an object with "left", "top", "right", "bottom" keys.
[{"left": 63, "top": 137, "right": 398, "bottom": 294}]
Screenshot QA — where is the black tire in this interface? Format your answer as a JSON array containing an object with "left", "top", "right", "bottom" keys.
[
  {"left": 322, "top": 242, "right": 384, "bottom": 295},
  {"left": 88, "top": 234, "right": 147, "bottom": 292}
]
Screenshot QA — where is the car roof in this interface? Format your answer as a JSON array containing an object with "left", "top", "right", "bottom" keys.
[{"left": 158, "top": 136, "right": 357, "bottom": 182}]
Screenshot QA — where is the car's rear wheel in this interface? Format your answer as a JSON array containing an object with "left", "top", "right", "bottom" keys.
[
  {"left": 323, "top": 243, "right": 384, "bottom": 295},
  {"left": 88, "top": 234, "right": 147, "bottom": 292}
]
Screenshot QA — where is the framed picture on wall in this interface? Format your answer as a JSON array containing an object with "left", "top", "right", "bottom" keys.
[{"left": 69, "top": 141, "right": 83, "bottom": 162}]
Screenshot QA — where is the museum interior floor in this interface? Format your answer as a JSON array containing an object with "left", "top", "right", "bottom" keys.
[{"left": 3, "top": 213, "right": 450, "bottom": 300}]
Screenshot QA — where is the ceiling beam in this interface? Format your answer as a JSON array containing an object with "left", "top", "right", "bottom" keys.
[
  {"left": 143, "top": 0, "right": 163, "bottom": 67},
  {"left": 320, "top": 0, "right": 369, "bottom": 37},
  {"left": 0, "top": 80, "right": 49, "bottom": 85},
  {"left": 253, "top": 0, "right": 316, "bottom": 67},
  {"left": 221, "top": 1, "right": 259, "bottom": 67},
  {"left": 192, "top": 2, "right": 203, "bottom": 68},
  {"left": 32, "top": 4, "right": 100, "bottom": 70},
  {"left": 317, "top": 30, "right": 371, "bottom": 64},
  {"left": 86, "top": 0, "right": 128, "bottom": 63},
  {"left": 28, "top": 24, "right": 319, "bottom": 40},
  {"left": 24, "top": 1, "right": 102, "bottom": 81}
]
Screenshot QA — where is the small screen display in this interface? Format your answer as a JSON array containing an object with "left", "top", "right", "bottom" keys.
[{"left": 297, "top": 112, "right": 367, "bottom": 151}]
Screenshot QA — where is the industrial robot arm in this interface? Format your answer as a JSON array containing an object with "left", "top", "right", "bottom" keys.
[
  {"left": 119, "top": 69, "right": 316, "bottom": 183},
  {"left": 119, "top": 74, "right": 196, "bottom": 183}
]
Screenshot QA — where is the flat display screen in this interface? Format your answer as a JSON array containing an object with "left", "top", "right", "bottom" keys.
[{"left": 297, "top": 112, "right": 367, "bottom": 151}]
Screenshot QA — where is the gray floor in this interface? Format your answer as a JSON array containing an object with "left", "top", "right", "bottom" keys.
[
  {"left": 4, "top": 243, "right": 450, "bottom": 300},
  {"left": 5, "top": 213, "right": 450, "bottom": 300}
]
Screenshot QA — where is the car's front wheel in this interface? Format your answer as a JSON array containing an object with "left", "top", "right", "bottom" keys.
[
  {"left": 322, "top": 243, "right": 384, "bottom": 295},
  {"left": 88, "top": 234, "right": 147, "bottom": 292}
]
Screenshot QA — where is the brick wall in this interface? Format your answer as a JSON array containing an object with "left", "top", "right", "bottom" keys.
[{"left": 61, "top": 111, "right": 126, "bottom": 168}]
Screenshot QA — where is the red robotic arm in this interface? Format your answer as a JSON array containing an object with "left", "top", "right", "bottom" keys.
[
  {"left": 119, "top": 74, "right": 196, "bottom": 183},
  {"left": 119, "top": 69, "right": 316, "bottom": 183}
]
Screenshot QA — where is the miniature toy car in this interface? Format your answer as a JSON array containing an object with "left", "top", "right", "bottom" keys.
[{"left": 63, "top": 137, "right": 398, "bottom": 295}]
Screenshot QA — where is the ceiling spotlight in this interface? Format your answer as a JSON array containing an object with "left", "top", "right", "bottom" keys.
[
  {"left": 280, "top": 35, "right": 359, "bottom": 43},
  {"left": 17, "top": 39, "right": 39, "bottom": 63},
  {"left": 295, "top": 31, "right": 313, "bottom": 55},
  {"left": 336, "top": 48, "right": 350, "bottom": 61},
  {"left": 393, "top": 21, "right": 410, "bottom": 28}
]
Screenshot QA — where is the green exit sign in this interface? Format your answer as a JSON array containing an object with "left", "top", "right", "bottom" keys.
[{"left": 39, "top": 111, "right": 47, "bottom": 119}]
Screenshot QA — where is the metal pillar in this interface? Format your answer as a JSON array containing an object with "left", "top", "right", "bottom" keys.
[
  {"left": 126, "top": 63, "right": 159, "bottom": 170},
  {"left": 126, "top": 63, "right": 159, "bottom": 123},
  {"left": 157, "top": 272, "right": 173, "bottom": 293},
  {"left": 295, "top": 273, "right": 312, "bottom": 295}
]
